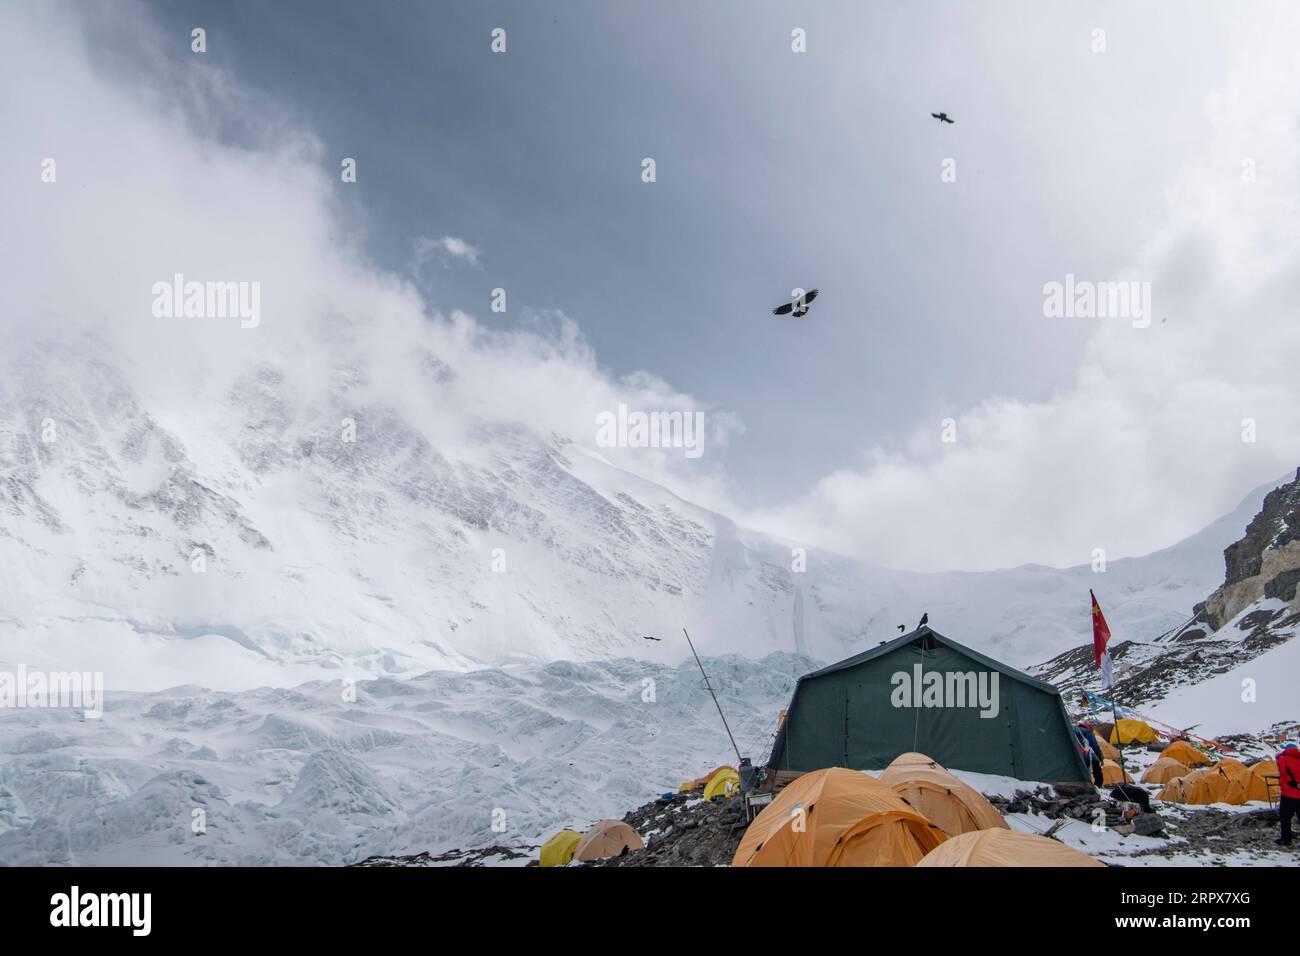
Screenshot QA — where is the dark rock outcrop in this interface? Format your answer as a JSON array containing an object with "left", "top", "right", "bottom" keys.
[{"left": 1197, "top": 468, "right": 1300, "bottom": 630}]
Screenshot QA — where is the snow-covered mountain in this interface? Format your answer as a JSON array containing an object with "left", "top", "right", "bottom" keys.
[
  {"left": 0, "top": 336, "right": 1290, "bottom": 691},
  {"left": 1034, "top": 468, "right": 1300, "bottom": 736},
  {"left": 3, "top": 346, "right": 1294, "bottom": 865}
]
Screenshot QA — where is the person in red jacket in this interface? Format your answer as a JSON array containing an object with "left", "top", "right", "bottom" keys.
[{"left": 1277, "top": 743, "right": 1300, "bottom": 847}]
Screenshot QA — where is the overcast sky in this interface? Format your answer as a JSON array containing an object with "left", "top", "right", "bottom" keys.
[{"left": 5, "top": 1, "right": 1299, "bottom": 572}]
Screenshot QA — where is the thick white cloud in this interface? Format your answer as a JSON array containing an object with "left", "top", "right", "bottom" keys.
[
  {"left": 0, "top": 2, "right": 740, "bottom": 508},
  {"left": 4, "top": 2, "right": 1297, "bottom": 579}
]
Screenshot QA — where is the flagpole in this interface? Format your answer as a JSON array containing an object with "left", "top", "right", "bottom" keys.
[
  {"left": 1109, "top": 656, "right": 1127, "bottom": 783},
  {"left": 1091, "top": 589, "right": 1126, "bottom": 786}
]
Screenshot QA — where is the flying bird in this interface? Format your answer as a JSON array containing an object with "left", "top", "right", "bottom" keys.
[
  {"left": 641, "top": 635, "right": 661, "bottom": 642},
  {"left": 931, "top": 112, "right": 954, "bottom": 124},
  {"left": 897, "top": 625, "right": 906, "bottom": 633},
  {"left": 773, "top": 288, "right": 819, "bottom": 317},
  {"left": 918, "top": 612, "right": 929, "bottom": 628}
]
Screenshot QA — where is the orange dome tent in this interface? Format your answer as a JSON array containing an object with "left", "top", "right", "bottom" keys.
[
  {"left": 1101, "top": 759, "right": 1133, "bottom": 784},
  {"left": 916, "top": 829, "right": 1105, "bottom": 867},
  {"left": 1159, "top": 767, "right": 1246, "bottom": 806},
  {"left": 1213, "top": 758, "right": 1248, "bottom": 778},
  {"left": 732, "top": 768, "right": 946, "bottom": 867},
  {"left": 1160, "top": 740, "right": 1211, "bottom": 768},
  {"left": 1096, "top": 736, "right": 1122, "bottom": 762},
  {"left": 880, "top": 762, "right": 1008, "bottom": 838},
  {"left": 1194, "top": 768, "right": 1247, "bottom": 805},
  {"left": 1157, "top": 775, "right": 1190, "bottom": 803},
  {"left": 887, "top": 751, "right": 949, "bottom": 773},
  {"left": 573, "top": 820, "right": 644, "bottom": 862},
  {"left": 1244, "top": 760, "right": 1278, "bottom": 803},
  {"left": 1140, "top": 758, "right": 1190, "bottom": 785}
]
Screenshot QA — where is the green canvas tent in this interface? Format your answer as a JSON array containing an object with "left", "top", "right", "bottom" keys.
[{"left": 768, "top": 626, "right": 1089, "bottom": 784}]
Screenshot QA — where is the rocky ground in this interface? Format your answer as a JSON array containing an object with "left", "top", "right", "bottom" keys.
[
  {"left": 1122, "top": 803, "right": 1295, "bottom": 864},
  {"left": 988, "top": 781, "right": 1290, "bottom": 860},
  {"left": 588, "top": 792, "right": 748, "bottom": 867},
  {"left": 353, "top": 845, "right": 533, "bottom": 867}
]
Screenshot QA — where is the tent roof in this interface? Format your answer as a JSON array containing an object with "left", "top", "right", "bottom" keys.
[
  {"left": 732, "top": 768, "right": 944, "bottom": 867},
  {"left": 765, "top": 625, "right": 1087, "bottom": 783},
  {"left": 917, "top": 828, "right": 1105, "bottom": 867},
  {"left": 798, "top": 625, "right": 1063, "bottom": 695},
  {"left": 574, "top": 820, "right": 644, "bottom": 861}
]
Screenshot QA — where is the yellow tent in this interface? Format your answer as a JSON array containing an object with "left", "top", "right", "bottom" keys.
[
  {"left": 539, "top": 829, "right": 582, "bottom": 867},
  {"left": 1140, "top": 758, "right": 1190, "bottom": 785},
  {"left": 1160, "top": 740, "right": 1211, "bottom": 767},
  {"left": 917, "top": 829, "right": 1105, "bottom": 867},
  {"left": 680, "top": 766, "right": 732, "bottom": 792},
  {"left": 703, "top": 768, "right": 740, "bottom": 801},
  {"left": 1101, "top": 759, "right": 1133, "bottom": 784},
  {"left": 880, "top": 761, "right": 1008, "bottom": 838},
  {"left": 1109, "top": 719, "right": 1158, "bottom": 745},
  {"left": 732, "top": 768, "right": 946, "bottom": 867}
]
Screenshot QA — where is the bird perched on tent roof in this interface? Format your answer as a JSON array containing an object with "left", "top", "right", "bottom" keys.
[
  {"left": 931, "top": 112, "right": 954, "bottom": 124},
  {"left": 773, "top": 288, "right": 818, "bottom": 317},
  {"left": 918, "top": 612, "right": 929, "bottom": 628}
]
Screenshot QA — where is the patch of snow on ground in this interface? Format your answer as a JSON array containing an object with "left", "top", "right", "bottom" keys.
[{"left": 1150, "top": 632, "right": 1300, "bottom": 735}]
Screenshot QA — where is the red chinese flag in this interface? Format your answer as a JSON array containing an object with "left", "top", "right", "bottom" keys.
[{"left": 1090, "top": 589, "right": 1111, "bottom": 667}]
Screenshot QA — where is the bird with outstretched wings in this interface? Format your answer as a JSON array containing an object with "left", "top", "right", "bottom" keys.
[
  {"left": 931, "top": 112, "right": 954, "bottom": 124},
  {"left": 773, "top": 288, "right": 818, "bottom": 316}
]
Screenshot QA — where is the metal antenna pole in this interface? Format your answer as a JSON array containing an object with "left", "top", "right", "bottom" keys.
[{"left": 683, "top": 627, "right": 743, "bottom": 765}]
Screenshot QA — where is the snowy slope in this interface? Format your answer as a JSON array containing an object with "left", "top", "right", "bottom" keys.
[
  {"left": 2, "top": 334, "right": 1286, "bottom": 691},
  {"left": 1147, "top": 616, "right": 1300, "bottom": 735},
  {"left": 1034, "top": 467, "right": 1300, "bottom": 738}
]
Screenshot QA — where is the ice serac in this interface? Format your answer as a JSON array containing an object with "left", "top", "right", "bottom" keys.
[
  {"left": 0, "top": 653, "right": 813, "bottom": 866},
  {"left": 0, "top": 336, "right": 1291, "bottom": 690}
]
